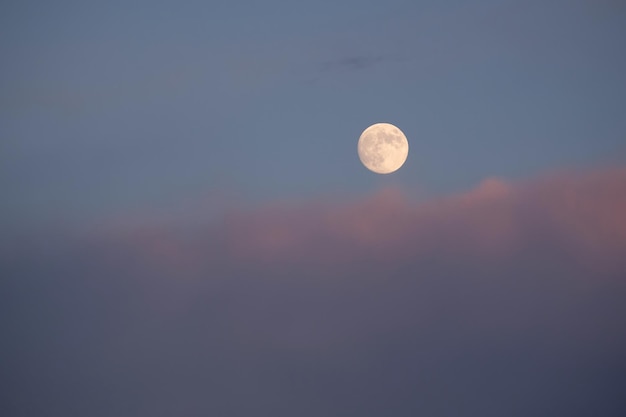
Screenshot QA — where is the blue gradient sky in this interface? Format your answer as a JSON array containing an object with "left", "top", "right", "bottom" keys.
[
  {"left": 2, "top": 2, "right": 626, "bottom": 416},
  {"left": 2, "top": 0, "right": 625, "bottom": 230}
]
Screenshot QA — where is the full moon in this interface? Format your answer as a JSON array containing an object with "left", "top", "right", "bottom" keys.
[{"left": 357, "top": 123, "right": 409, "bottom": 174}]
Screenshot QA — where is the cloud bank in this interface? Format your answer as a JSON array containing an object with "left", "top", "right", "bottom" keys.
[
  {"left": 116, "top": 166, "right": 626, "bottom": 271},
  {"left": 2, "top": 166, "right": 626, "bottom": 417}
]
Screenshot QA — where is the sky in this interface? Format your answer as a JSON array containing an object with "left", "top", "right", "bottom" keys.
[{"left": 1, "top": 1, "right": 626, "bottom": 416}]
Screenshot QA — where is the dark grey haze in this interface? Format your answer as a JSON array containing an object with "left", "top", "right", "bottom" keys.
[
  {"left": 3, "top": 166, "right": 626, "bottom": 416},
  {"left": 3, "top": 231, "right": 626, "bottom": 416}
]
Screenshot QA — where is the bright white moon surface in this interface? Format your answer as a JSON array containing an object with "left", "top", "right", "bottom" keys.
[{"left": 357, "top": 123, "right": 409, "bottom": 174}]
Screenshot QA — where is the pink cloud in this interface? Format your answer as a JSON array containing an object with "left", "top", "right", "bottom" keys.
[
  {"left": 102, "top": 166, "right": 626, "bottom": 273},
  {"left": 520, "top": 167, "right": 626, "bottom": 266}
]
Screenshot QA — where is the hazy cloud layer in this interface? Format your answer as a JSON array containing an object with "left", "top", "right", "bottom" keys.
[
  {"left": 116, "top": 166, "right": 626, "bottom": 271},
  {"left": 2, "top": 166, "right": 626, "bottom": 416}
]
